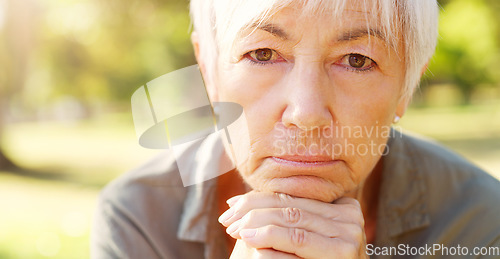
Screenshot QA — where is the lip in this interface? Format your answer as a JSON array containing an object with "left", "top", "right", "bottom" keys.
[{"left": 271, "top": 156, "right": 339, "bottom": 168}]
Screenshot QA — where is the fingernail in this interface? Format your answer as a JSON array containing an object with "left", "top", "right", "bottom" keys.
[
  {"left": 240, "top": 229, "right": 257, "bottom": 238},
  {"left": 218, "top": 208, "right": 234, "bottom": 224},
  {"left": 226, "top": 195, "right": 242, "bottom": 207},
  {"left": 226, "top": 219, "right": 241, "bottom": 234}
]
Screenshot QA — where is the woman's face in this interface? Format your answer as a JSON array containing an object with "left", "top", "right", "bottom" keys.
[{"left": 207, "top": 2, "right": 406, "bottom": 202}]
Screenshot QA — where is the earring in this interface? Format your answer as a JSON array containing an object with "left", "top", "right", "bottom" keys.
[{"left": 393, "top": 115, "right": 400, "bottom": 124}]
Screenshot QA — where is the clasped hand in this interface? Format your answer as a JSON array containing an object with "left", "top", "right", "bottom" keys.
[{"left": 219, "top": 192, "right": 368, "bottom": 259}]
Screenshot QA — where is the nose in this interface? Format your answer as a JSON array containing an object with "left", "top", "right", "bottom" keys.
[{"left": 281, "top": 61, "right": 334, "bottom": 129}]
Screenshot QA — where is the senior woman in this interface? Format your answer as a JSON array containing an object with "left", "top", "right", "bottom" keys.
[{"left": 92, "top": 0, "right": 500, "bottom": 258}]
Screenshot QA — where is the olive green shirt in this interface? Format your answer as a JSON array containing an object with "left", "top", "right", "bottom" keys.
[{"left": 91, "top": 131, "right": 500, "bottom": 258}]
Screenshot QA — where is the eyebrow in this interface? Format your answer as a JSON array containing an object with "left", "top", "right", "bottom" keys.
[
  {"left": 338, "top": 28, "right": 387, "bottom": 43},
  {"left": 248, "top": 22, "right": 388, "bottom": 45},
  {"left": 249, "top": 22, "right": 289, "bottom": 40}
]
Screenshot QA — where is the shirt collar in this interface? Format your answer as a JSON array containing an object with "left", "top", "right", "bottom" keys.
[{"left": 176, "top": 131, "right": 231, "bottom": 258}]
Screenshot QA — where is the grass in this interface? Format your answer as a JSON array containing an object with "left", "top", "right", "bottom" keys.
[
  {"left": 2, "top": 114, "right": 160, "bottom": 185},
  {"left": 0, "top": 102, "right": 498, "bottom": 258},
  {"left": 399, "top": 101, "right": 500, "bottom": 178},
  {"left": 0, "top": 174, "right": 96, "bottom": 259},
  {"left": 0, "top": 113, "right": 160, "bottom": 259}
]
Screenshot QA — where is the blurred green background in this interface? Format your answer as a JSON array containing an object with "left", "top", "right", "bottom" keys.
[{"left": 0, "top": 0, "right": 499, "bottom": 258}]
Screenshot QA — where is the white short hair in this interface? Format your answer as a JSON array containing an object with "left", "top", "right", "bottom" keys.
[{"left": 189, "top": 0, "right": 439, "bottom": 102}]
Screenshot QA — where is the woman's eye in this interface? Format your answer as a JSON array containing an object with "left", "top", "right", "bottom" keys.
[
  {"left": 245, "top": 48, "right": 282, "bottom": 63},
  {"left": 253, "top": 48, "right": 273, "bottom": 61},
  {"left": 339, "top": 54, "right": 376, "bottom": 71}
]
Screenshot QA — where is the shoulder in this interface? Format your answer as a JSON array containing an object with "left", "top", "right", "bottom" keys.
[
  {"left": 394, "top": 132, "right": 500, "bottom": 247},
  {"left": 99, "top": 150, "right": 187, "bottom": 210},
  {"left": 96, "top": 149, "right": 189, "bottom": 229},
  {"left": 91, "top": 151, "right": 198, "bottom": 259},
  {"left": 397, "top": 132, "right": 499, "bottom": 200},
  {"left": 398, "top": 132, "right": 486, "bottom": 178}
]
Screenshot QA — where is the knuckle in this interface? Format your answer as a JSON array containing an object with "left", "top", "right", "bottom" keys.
[
  {"left": 289, "top": 228, "right": 307, "bottom": 247},
  {"left": 326, "top": 210, "right": 340, "bottom": 221},
  {"left": 261, "top": 225, "right": 274, "bottom": 236},
  {"left": 275, "top": 193, "right": 294, "bottom": 207},
  {"left": 281, "top": 207, "right": 302, "bottom": 225}
]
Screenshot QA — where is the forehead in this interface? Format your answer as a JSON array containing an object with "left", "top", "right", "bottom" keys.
[
  {"left": 216, "top": 0, "right": 400, "bottom": 49},
  {"left": 249, "top": 5, "right": 389, "bottom": 44}
]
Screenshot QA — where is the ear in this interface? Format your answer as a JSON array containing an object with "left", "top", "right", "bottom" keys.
[
  {"left": 191, "top": 32, "right": 219, "bottom": 102},
  {"left": 191, "top": 32, "right": 202, "bottom": 65},
  {"left": 420, "top": 62, "right": 429, "bottom": 77}
]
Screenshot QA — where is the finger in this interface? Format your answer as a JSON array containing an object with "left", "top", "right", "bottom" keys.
[
  {"left": 230, "top": 239, "right": 301, "bottom": 259},
  {"left": 240, "top": 226, "right": 360, "bottom": 259},
  {"left": 219, "top": 192, "right": 362, "bottom": 227},
  {"left": 254, "top": 249, "right": 301, "bottom": 259},
  {"left": 226, "top": 207, "right": 357, "bottom": 240},
  {"left": 227, "top": 195, "right": 243, "bottom": 207},
  {"left": 333, "top": 197, "right": 360, "bottom": 206}
]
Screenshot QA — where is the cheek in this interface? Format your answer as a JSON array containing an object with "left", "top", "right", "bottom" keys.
[
  {"left": 330, "top": 73, "right": 403, "bottom": 177},
  {"left": 216, "top": 65, "right": 287, "bottom": 175},
  {"left": 332, "top": 72, "right": 403, "bottom": 125},
  {"left": 216, "top": 63, "right": 286, "bottom": 104}
]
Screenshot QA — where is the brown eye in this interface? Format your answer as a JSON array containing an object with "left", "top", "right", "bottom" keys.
[
  {"left": 336, "top": 53, "right": 375, "bottom": 72},
  {"left": 253, "top": 48, "right": 273, "bottom": 62},
  {"left": 348, "top": 54, "right": 367, "bottom": 68},
  {"left": 245, "top": 48, "right": 285, "bottom": 65}
]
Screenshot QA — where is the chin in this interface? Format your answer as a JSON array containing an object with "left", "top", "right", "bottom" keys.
[{"left": 253, "top": 175, "right": 346, "bottom": 203}]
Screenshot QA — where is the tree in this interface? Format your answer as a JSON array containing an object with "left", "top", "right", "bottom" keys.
[
  {"left": 0, "top": 0, "right": 40, "bottom": 169},
  {"left": 429, "top": 0, "right": 500, "bottom": 104}
]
